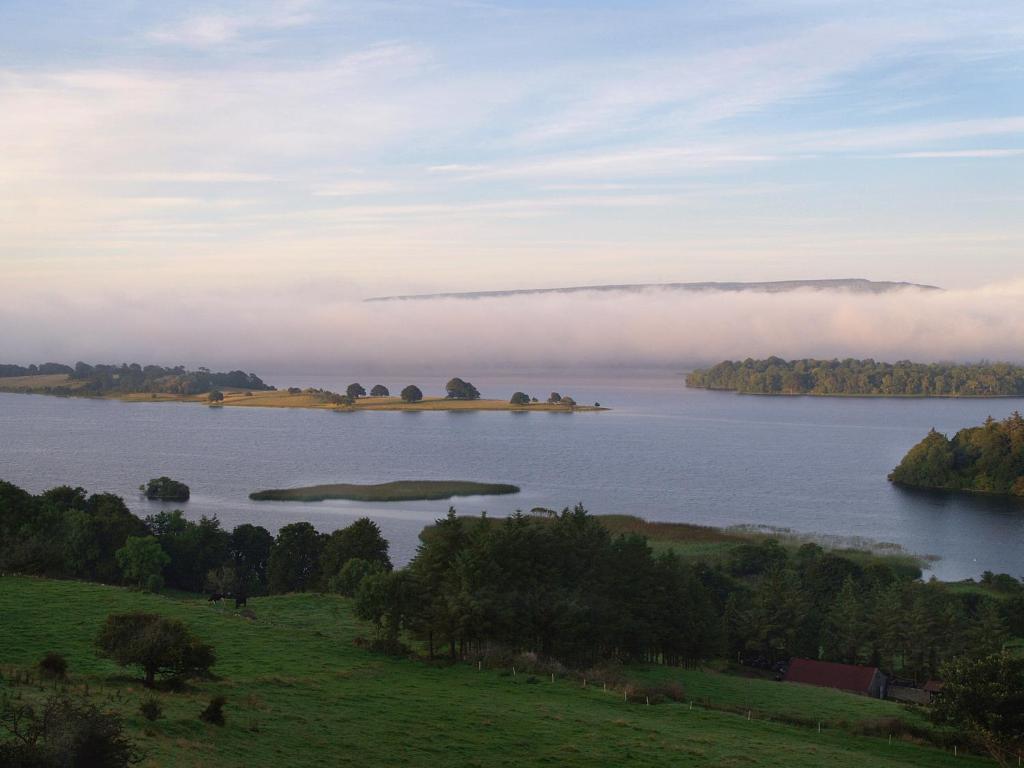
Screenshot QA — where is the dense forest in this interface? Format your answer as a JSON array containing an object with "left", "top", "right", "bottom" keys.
[
  {"left": 3, "top": 480, "right": 1019, "bottom": 683},
  {"left": 686, "top": 357, "right": 1024, "bottom": 396},
  {"left": 889, "top": 413, "right": 1024, "bottom": 496},
  {"left": 0, "top": 361, "right": 273, "bottom": 395}
]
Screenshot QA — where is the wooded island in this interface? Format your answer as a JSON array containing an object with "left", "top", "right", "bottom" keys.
[
  {"left": 687, "top": 357, "right": 1024, "bottom": 397},
  {"left": 889, "top": 412, "right": 1024, "bottom": 496}
]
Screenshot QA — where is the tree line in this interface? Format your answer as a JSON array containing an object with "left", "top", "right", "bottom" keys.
[
  {"left": 0, "top": 480, "right": 390, "bottom": 599},
  {"left": 0, "top": 360, "right": 274, "bottom": 396},
  {"left": 687, "top": 357, "right": 1024, "bottom": 397},
  {"left": 2, "top": 479, "right": 1020, "bottom": 682},
  {"left": 352, "top": 507, "right": 1023, "bottom": 681},
  {"left": 889, "top": 412, "right": 1024, "bottom": 495}
]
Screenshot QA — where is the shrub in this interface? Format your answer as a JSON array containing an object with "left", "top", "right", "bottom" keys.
[
  {"left": 509, "top": 392, "right": 531, "bottom": 405},
  {"left": 0, "top": 694, "right": 138, "bottom": 767},
  {"left": 139, "top": 698, "right": 163, "bottom": 722},
  {"left": 199, "top": 695, "right": 226, "bottom": 726},
  {"left": 207, "top": 391, "right": 224, "bottom": 403},
  {"left": 400, "top": 385, "right": 423, "bottom": 403},
  {"left": 37, "top": 652, "right": 68, "bottom": 680},
  {"left": 370, "top": 384, "right": 389, "bottom": 397}
]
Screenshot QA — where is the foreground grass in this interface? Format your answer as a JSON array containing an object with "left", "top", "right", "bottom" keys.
[
  {"left": 0, "top": 576, "right": 986, "bottom": 768},
  {"left": 250, "top": 480, "right": 521, "bottom": 502}
]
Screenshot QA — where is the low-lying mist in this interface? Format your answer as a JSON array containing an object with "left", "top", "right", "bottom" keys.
[{"left": 5, "top": 282, "right": 1024, "bottom": 371}]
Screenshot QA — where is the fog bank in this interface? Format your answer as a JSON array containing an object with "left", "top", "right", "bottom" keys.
[{"left": 4, "top": 283, "right": 1024, "bottom": 370}]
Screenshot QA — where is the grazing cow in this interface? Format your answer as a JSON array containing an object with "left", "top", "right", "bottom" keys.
[{"left": 208, "top": 592, "right": 224, "bottom": 604}]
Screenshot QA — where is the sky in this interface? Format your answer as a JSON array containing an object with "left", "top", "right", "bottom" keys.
[{"left": 2, "top": 1, "right": 1024, "bottom": 367}]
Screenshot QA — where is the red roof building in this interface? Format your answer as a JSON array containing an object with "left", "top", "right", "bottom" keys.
[{"left": 783, "top": 658, "right": 888, "bottom": 698}]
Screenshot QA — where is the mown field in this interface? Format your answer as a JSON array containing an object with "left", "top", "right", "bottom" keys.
[{"left": 0, "top": 576, "right": 985, "bottom": 768}]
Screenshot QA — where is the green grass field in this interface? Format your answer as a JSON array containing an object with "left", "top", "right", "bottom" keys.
[
  {"left": 0, "top": 576, "right": 987, "bottom": 767},
  {"left": 249, "top": 480, "right": 521, "bottom": 503}
]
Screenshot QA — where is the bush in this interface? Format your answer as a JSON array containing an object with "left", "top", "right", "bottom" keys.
[
  {"left": 370, "top": 384, "right": 389, "bottom": 397},
  {"left": 139, "top": 698, "right": 163, "bottom": 722},
  {"left": 0, "top": 694, "right": 138, "bottom": 767},
  {"left": 509, "top": 392, "right": 531, "bottom": 405},
  {"left": 208, "top": 391, "right": 224, "bottom": 403},
  {"left": 37, "top": 652, "right": 68, "bottom": 680},
  {"left": 400, "top": 385, "right": 423, "bottom": 403},
  {"left": 199, "top": 696, "right": 226, "bottom": 726},
  {"left": 144, "top": 574, "right": 165, "bottom": 594}
]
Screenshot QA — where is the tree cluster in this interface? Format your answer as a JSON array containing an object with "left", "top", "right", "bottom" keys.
[
  {"left": 687, "top": 357, "right": 1024, "bottom": 397},
  {"left": 352, "top": 507, "right": 1021, "bottom": 680},
  {"left": 0, "top": 480, "right": 391, "bottom": 600},
  {"left": 0, "top": 362, "right": 73, "bottom": 377},
  {"left": 55, "top": 361, "right": 274, "bottom": 396},
  {"left": 890, "top": 413, "right": 1024, "bottom": 495},
  {"left": 444, "top": 377, "right": 481, "bottom": 400},
  {"left": 140, "top": 477, "right": 190, "bottom": 501}
]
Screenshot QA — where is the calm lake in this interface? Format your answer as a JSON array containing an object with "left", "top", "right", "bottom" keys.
[{"left": 1, "top": 371, "right": 1022, "bottom": 580}]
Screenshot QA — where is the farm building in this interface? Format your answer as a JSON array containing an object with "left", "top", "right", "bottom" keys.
[{"left": 783, "top": 658, "right": 888, "bottom": 698}]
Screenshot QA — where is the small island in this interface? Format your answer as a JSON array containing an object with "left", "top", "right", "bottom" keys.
[
  {"left": 0, "top": 363, "right": 606, "bottom": 413},
  {"left": 889, "top": 412, "right": 1024, "bottom": 496},
  {"left": 140, "top": 476, "right": 191, "bottom": 501},
  {"left": 687, "top": 357, "right": 1024, "bottom": 397},
  {"left": 249, "top": 480, "right": 521, "bottom": 502}
]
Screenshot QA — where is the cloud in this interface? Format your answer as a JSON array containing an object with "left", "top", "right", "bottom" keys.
[
  {"left": 5, "top": 284, "right": 1024, "bottom": 371},
  {"left": 150, "top": 0, "right": 317, "bottom": 47},
  {"left": 878, "top": 149, "right": 1024, "bottom": 159}
]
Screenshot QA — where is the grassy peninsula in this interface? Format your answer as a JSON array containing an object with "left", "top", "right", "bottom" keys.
[
  {"left": 687, "top": 357, "right": 1024, "bottom": 397},
  {"left": 250, "top": 480, "right": 520, "bottom": 502},
  {"left": 0, "top": 364, "right": 606, "bottom": 413},
  {"left": 889, "top": 412, "right": 1024, "bottom": 496}
]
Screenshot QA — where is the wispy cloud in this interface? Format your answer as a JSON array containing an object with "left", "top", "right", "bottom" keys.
[{"left": 150, "top": 0, "right": 318, "bottom": 47}]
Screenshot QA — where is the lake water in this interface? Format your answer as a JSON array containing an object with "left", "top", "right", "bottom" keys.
[{"left": 1, "top": 372, "right": 1022, "bottom": 580}]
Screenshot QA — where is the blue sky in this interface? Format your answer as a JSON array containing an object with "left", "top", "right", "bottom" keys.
[{"left": 2, "top": 0, "right": 1023, "bottom": 302}]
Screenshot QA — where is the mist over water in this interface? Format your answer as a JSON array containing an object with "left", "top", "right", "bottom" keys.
[{"left": 4, "top": 283, "right": 1024, "bottom": 370}]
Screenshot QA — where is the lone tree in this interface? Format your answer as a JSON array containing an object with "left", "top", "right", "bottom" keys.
[
  {"left": 547, "top": 392, "right": 562, "bottom": 404},
  {"left": 115, "top": 536, "right": 169, "bottom": 591},
  {"left": 509, "top": 392, "right": 531, "bottom": 406},
  {"left": 370, "top": 384, "right": 390, "bottom": 397},
  {"left": 96, "top": 612, "right": 215, "bottom": 688},
  {"left": 400, "top": 385, "right": 423, "bottom": 403},
  {"left": 208, "top": 390, "right": 224, "bottom": 403},
  {"left": 445, "top": 377, "right": 480, "bottom": 400},
  {"left": 932, "top": 652, "right": 1024, "bottom": 766},
  {"left": 346, "top": 383, "right": 366, "bottom": 399}
]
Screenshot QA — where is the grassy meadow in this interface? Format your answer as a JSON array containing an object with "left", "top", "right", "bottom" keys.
[
  {"left": 0, "top": 576, "right": 985, "bottom": 768},
  {"left": 249, "top": 480, "right": 521, "bottom": 502}
]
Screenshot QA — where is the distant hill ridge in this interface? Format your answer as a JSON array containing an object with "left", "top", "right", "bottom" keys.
[{"left": 365, "top": 278, "right": 940, "bottom": 302}]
